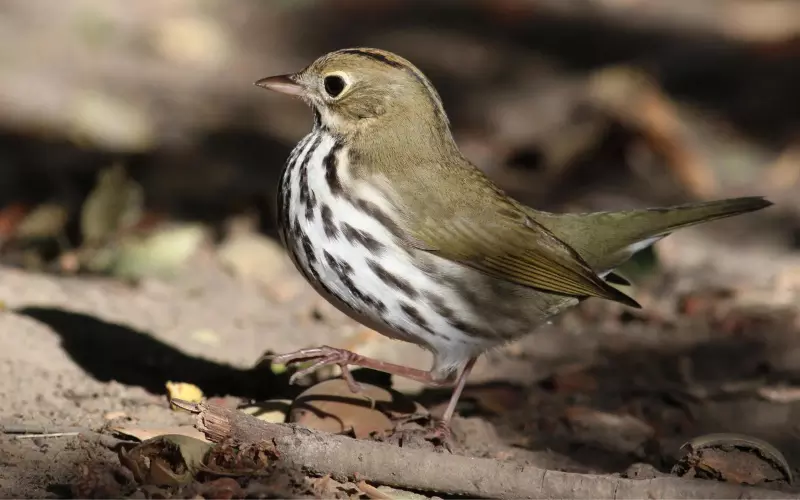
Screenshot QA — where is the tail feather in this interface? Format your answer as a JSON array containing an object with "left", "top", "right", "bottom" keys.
[
  {"left": 533, "top": 196, "right": 772, "bottom": 271},
  {"left": 613, "top": 196, "right": 773, "bottom": 239}
]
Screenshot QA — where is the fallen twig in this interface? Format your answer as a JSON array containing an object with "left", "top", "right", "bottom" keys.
[
  {"left": 174, "top": 399, "right": 794, "bottom": 499},
  {"left": 1, "top": 424, "right": 133, "bottom": 451},
  {"left": 11, "top": 432, "right": 81, "bottom": 439},
  {"left": 0, "top": 424, "right": 88, "bottom": 435},
  {"left": 356, "top": 481, "right": 393, "bottom": 500}
]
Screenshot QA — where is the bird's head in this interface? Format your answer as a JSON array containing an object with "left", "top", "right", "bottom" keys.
[{"left": 256, "top": 48, "right": 451, "bottom": 141}]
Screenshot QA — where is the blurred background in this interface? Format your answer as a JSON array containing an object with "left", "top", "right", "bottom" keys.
[
  {"left": 2, "top": 2, "right": 800, "bottom": 496},
  {"left": 0, "top": 0, "right": 797, "bottom": 275}
]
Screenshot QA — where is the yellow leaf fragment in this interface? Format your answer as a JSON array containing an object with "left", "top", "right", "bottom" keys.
[{"left": 166, "top": 381, "right": 204, "bottom": 410}]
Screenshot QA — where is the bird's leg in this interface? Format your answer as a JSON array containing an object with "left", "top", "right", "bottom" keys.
[
  {"left": 267, "top": 345, "right": 455, "bottom": 393},
  {"left": 269, "top": 347, "right": 479, "bottom": 446},
  {"left": 425, "top": 357, "right": 478, "bottom": 443}
]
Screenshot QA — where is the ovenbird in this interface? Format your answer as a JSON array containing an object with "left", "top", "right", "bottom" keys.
[{"left": 256, "top": 48, "right": 771, "bottom": 438}]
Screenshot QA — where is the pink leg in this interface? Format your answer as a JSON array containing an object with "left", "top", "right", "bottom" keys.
[
  {"left": 269, "top": 346, "right": 478, "bottom": 446},
  {"left": 426, "top": 357, "right": 478, "bottom": 442},
  {"left": 267, "top": 345, "right": 455, "bottom": 393}
]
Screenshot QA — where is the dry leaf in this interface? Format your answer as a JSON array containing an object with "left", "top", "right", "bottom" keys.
[
  {"left": 674, "top": 433, "right": 793, "bottom": 485},
  {"left": 197, "top": 477, "right": 244, "bottom": 499},
  {"left": 289, "top": 379, "right": 418, "bottom": 439},
  {"left": 119, "top": 434, "right": 211, "bottom": 486},
  {"left": 80, "top": 163, "right": 144, "bottom": 246},
  {"left": 166, "top": 381, "right": 204, "bottom": 410},
  {"left": 98, "top": 224, "right": 205, "bottom": 279},
  {"left": 111, "top": 424, "right": 210, "bottom": 443},
  {"left": 310, "top": 474, "right": 351, "bottom": 499},
  {"left": 239, "top": 400, "right": 291, "bottom": 423},
  {"left": 14, "top": 204, "right": 69, "bottom": 240}
]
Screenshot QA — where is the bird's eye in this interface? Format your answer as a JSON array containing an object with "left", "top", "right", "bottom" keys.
[{"left": 323, "top": 75, "right": 347, "bottom": 98}]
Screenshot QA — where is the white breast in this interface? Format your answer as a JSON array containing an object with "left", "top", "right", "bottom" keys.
[{"left": 278, "top": 130, "right": 497, "bottom": 377}]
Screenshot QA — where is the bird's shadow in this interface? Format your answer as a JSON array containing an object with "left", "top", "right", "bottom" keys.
[
  {"left": 17, "top": 306, "right": 283, "bottom": 401},
  {"left": 17, "top": 305, "right": 396, "bottom": 401}
]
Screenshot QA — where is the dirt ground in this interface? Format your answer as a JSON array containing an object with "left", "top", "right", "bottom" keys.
[{"left": 2, "top": 205, "right": 800, "bottom": 497}]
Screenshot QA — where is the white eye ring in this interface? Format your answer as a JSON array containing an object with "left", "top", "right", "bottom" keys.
[{"left": 323, "top": 71, "right": 349, "bottom": 98}]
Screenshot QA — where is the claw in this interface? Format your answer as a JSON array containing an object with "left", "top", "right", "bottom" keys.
[
  {"left": 287, "top": 355, "right": 333, "bottom": 384},
  {"left": 269, "top": 345, "right": 447, "bottom": 396},
  {"left": 425, "top": 421, "right": 453, "bottom": 452},
  {"left": 339, "top": 366, "right": 364, "bottom": 393},
  {"left": 270, "top": 346, "right": 328, "bottom": 365},
  {"left": 269, "top": 345, "right": 363, "bottom": 393}
]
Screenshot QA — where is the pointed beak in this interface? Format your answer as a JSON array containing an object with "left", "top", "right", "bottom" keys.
[{"left": 254, "top": 74, "right": 305, "bottom": 97}]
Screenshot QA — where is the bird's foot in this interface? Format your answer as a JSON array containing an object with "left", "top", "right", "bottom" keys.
[
  {"left": 268, "top": 345, "right": 364, "bottom": 393},
  {"left": 266, "top": 345, "right": 452, "bottom": 395},
  {"left": 423, "top": 419, "right": 453, "bottom": 452},
  {"left": 378, "top": 419, "right": 453, "bottom": 452}
]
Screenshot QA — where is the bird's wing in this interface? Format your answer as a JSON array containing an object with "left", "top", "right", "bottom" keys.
[{"left": 398, "top": 200, "right": 641, "bottom": 308}]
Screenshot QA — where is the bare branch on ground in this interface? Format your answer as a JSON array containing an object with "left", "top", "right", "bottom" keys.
[{"left": 174, "top": 399, "right": 795, "bottom": 500}]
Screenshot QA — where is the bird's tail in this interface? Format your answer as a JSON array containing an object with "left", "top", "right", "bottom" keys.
[
  {"left": 604, "top": 196, "right": 771, "bottom": 238},
  {"left": 534, "top": 196, "right": 772, "bottom": 271}
]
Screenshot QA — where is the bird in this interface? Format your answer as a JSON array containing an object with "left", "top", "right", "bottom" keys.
[{"left": 255, "top": 48, "right": 772, "bottom": 440}]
